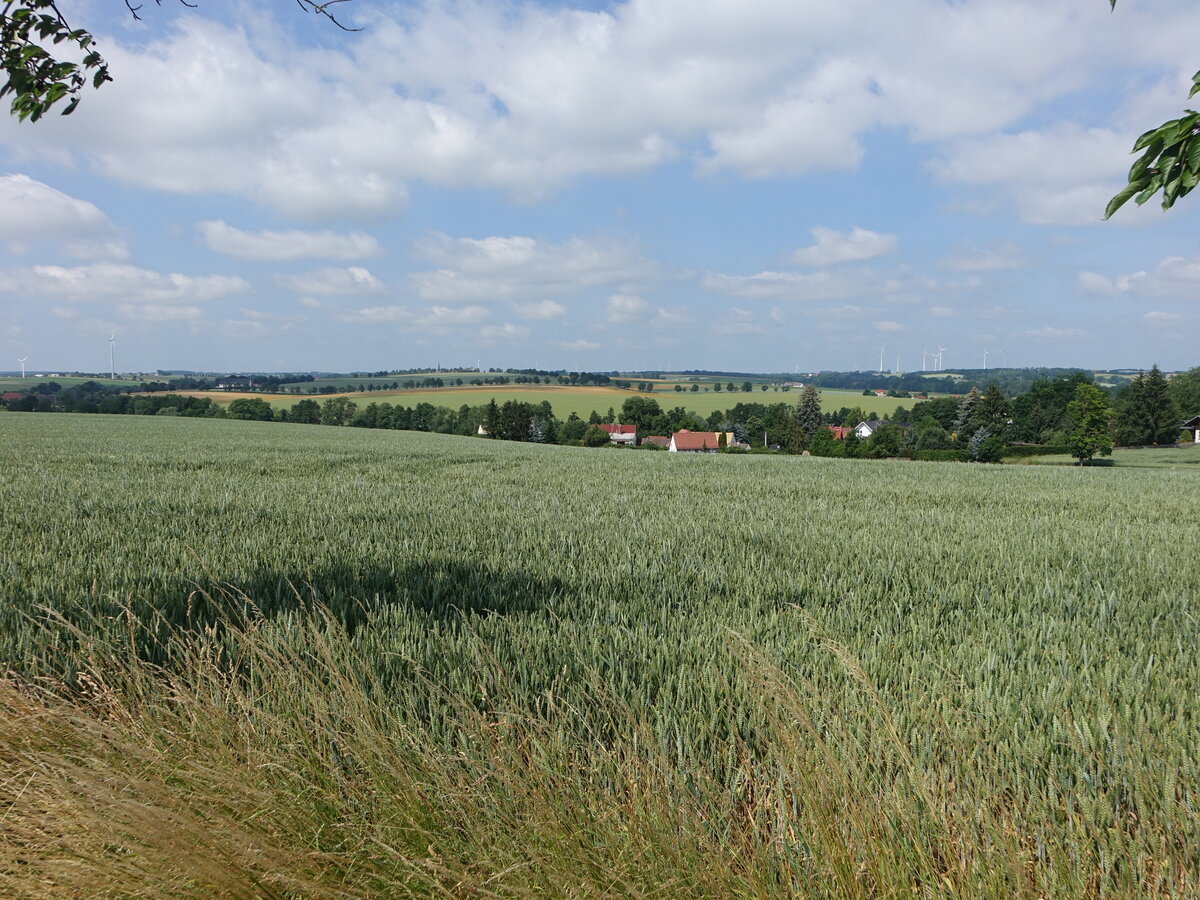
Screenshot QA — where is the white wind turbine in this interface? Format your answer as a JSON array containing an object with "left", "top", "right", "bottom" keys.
[
  {"left": 877, "top": 345, "right": 886, "bottom": 374},
  {"left": 17, "top": 357, "right": 27, "bottom": 378},
  {"left": 108, "top": 332, "right": 115, "bottom": 379},
  {"left": 936, "top": 346, "right": 947, "bottom": 371},
  {"left": 983, "top": 350, "right": 990, "bottom": 370},
  {"left": 922, "top": 348, "right": 929, "bottom": 372}
]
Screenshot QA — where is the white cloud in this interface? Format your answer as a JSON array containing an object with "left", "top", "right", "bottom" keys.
[
  {"left": 513, "top": 299, "right": 567, "bottom": 320},
  {"left": 481, "top": 323, "right": 531, "bottom": 342},
  {"left": 1079, "top": 252, "right": 1200, "bottom": 298},
  {"left": 412, "top": 233, "right": 664, "bottom": 302},
  {"left": 1144, "top": 311, "right": 1184, "bottom": 324},
  {"left": 338, "top": 303, "right": 490, "bottom": 331},
  {"left": 874, "top": 320, "right": 905, "bottom": 332},
  {"left": 0, "top": 263, "right": 248, "bottom": 305},
  {"left": 117, "top": 303, "right": 204, "bottom": 323},
  {"left": 792, "top": 226, "right": 897, "bottom": 267},
  {"left": 197, "top": 220, "right": 381, "bottom": 261},
  {"left": 1027, "top": 326, "right": 1087, "bottom": 339},
  {"left": 712, "top": 307, "right": 766, "bottom": 336},
  {"left": 0, "top": 174, "right": 126, "bottom": 259},
  {"left": 8, "top": 0, "right": 1191, "bottom": 211},
  {"left": 930, "top": 125, "right": 1162, "bottom": 226},
  {"left": 605, "top": 293, "right": 694, "bottom": 329},
  {"left": 940, "top": 242, "right": 1024, "bottom": 272},
  {"left": 606, "top": 293, "right": 651, "bottom": 323},
  {"left": 559, "top": 338, "right": 600, "bottom": 351},
  {"left": 278, "top": 266, "right": 383, "bottom": 296}
]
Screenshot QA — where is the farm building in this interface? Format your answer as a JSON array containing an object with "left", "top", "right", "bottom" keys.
[
  {"left": 669, "top": 429, "right": 734, "bottom": 452},
  {"left": 828, "top": 426, "right": 850, "bottom": 440},
  {"left": 854, "top": 419, "right": 910, "bottom": 440},
  {"left": 598, "top": 423, "right": 637, "bottom": 445},
  {"left": 854, "top": 419, "right": 884, "bottom": 439},
  {"left": 1182, "top": 415, "right": 1200, "bottom": 443},
  {"left": 641, "top": 435, "right": 670, "bottom": 449}
]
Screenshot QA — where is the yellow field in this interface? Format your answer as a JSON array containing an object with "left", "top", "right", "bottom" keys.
[{"left": 159, "top": 384, "right": 912, "bottom": 419}]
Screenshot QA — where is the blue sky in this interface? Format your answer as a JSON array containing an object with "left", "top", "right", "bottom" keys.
[{"left": 2, "top": 0, "right": 1200, "bottom": 374}]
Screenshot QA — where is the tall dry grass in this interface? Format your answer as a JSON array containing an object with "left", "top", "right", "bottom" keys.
[{"left": 3, "top": 598, "right": 1191, "bottom": 899}]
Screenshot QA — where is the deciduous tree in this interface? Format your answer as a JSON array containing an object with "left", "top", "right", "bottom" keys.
[{"left": 1066, "top": 383, "right": 1114, "bottom": 465}]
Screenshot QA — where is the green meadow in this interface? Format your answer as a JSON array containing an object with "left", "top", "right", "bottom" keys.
[{"left": 2, "top": 413, "right": 1196, "bottom": 897}]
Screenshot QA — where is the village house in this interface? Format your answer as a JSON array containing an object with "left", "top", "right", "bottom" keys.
[
  {"left": 1182, "top": 415, "right": 1200, "bottom": 443},
  {"left": 668, "top": 429, "right": 735, "bottom": 452},
  {"left": 828, "top": 425, "right": 851, "bottom": 441},
  {"left": 854, "top": 419, "right": 884, "bottom": 439},
  {"left": 598, "top": 423, "right": 637, "bottom": 445},
  {"left": 641, "top": 435, "right": 670, "bottom": 449}
]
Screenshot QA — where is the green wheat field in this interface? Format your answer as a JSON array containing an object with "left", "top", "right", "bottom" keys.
[{"left": 1, "top": 413, "right": 1197, "bottom": 898}]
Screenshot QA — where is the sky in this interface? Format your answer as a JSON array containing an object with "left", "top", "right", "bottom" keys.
[{"left": 2, "top": 0, "right": 1200, "bottom": 375}]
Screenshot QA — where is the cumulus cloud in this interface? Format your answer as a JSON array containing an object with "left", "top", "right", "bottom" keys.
[
  {"left": 0, "top": 174, "right": 126, "bottom": 259},
  {"left": 197, "top": 220, "right": 381, "bottom": 261},
  {"left": 792, "top": 226, "right": 897, "bottom": 267},
  {"left": 940, "top": 241, "right": 1024, "bottom": 272},
  {"left": 1027, "top": 326, "right": 1087, "bottom": 339},
  {"left": 559, "top": 338, "right": 600, "bottom": 351},
  {"left": 513, "top": 299, "right": 567, "bottom": 320},
  {"left": 1144, "top": 311, "right": 1184, "bottom": 324},
  {"left": 481, "top": 323, "right": 531, "bottom": 342},
  {"left": 605, "top": 293, "right": 693, "bottom": 329},
  {"left": 277, "top": 266, "right": 383, "bottom": 295},
  {"left": 413, "top": 233, "right": 664, "bottom": 302},
  {"left": 930, "top": 125, "right": 1157, "bottom": 226},
  {"left": 338, "top": 304, "right": 490, "bottom": 332},
  {"left": 1079, "top": 252, "right": 1200, "bottom": 298},
  {"left": 6, "top": 0, "right": 1190, "bottom": 214},
  {"left": 0, "top": 263, "right": 249, "bottom": 305},
  {"left": 712, "top": 307, "right": 766, "bottom": 336}
]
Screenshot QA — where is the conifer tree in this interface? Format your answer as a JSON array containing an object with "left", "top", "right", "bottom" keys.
[{"left": 794, "top": 385, "right": 823, "bottom": 444}]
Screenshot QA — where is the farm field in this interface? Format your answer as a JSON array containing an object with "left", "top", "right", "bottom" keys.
[
  {"left": 1015, "top": 444, "right": 1200, "bottom": 468},
  {"left": 159, "top": 383, "right": 910, "bottom": 419},
  {"left": 0, "top": 375, "right": 144, "bottom": 392},
  {"left": 2, "top": 413, "right": 1197, "bottom": 896}
]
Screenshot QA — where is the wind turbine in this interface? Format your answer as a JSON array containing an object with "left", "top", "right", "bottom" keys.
[
  {"left": 936, "top": 346, "right": 946, "bottom": 371},
  {"left": 877, "top": 345, "right": 886, "bottom": 374},
  {"left": 983, "top": 350, "right": 990, "bottom": 370},
  {"left": 895, "top": 353, "right": 901, "bottom": 375},
  {"left": 17, "top": 357, "right": 27, "bottom": 378},
  {"left": 1001, "top": 349, "right": 1007, "bottom": 368},
  {"left": 922, "top": 348, "right": 928, "bottom": 372},
  {"left": 108, "top": 332, "right": 115, "bottom": 380}
]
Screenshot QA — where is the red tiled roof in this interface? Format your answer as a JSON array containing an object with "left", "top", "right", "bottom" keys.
[
  {"left": 642, "top": 435, "right": 670, "bottom": 447},
  {"left": 671, "top": 430, "right": 723, "bottom": 451},
  {"left": 828, "top": 426, "right": 850, "bottom": 440},
  {"left": 598, "top": 424, "right": 636, "bottom": 434}
]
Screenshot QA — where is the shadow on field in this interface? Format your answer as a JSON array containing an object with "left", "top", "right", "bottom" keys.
[
  {"left": 177, "top": 557, "right": 563, "bottom": 632},
  {"left": 15, "top": 559, "right": 568, "bottom": 673}
]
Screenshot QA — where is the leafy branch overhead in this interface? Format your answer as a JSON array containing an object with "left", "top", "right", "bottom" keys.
[
  {"left": 0, "top": 0, "right": 358, "bottom": 122},
  {"left": 1105, "top": 0, "right": 1200, "bottom": 218}
]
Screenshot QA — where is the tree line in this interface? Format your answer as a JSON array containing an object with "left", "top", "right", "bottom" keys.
[{"left": 4, "top": 366, "right": 1197, "bottom": 465}]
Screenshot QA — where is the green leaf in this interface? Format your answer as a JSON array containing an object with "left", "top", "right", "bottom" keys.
[{"left": 1104, "top": 182, "right": 1141, "bottom": 219}]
